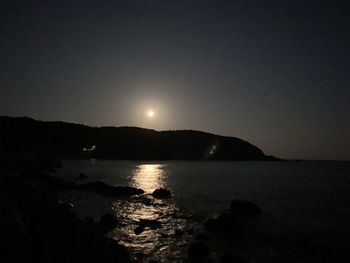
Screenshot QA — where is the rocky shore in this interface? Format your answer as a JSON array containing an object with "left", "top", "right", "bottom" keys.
[
  {"left": 2, "top": 162, "right": 349, "bottom": 263},
  {"left": 1, "top": 171, "right": 133, "bottom": 263},
  {"left": 1, "top": 163, "right": 256, "bottom": 262}
]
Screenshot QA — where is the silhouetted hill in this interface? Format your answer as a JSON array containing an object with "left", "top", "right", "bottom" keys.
[{"left": 0, "top": 116, "right": 278, "bottom": 161}]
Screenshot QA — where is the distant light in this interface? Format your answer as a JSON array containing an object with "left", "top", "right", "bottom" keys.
[
  {"left": 209, "top": 145, "right": 217, "bottom": 155},
  {"left": 82, "top": 145, "right": 96, "bottom": 152}
]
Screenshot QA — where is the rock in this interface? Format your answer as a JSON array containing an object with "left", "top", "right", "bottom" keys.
[
  {"left": 152, "top": 188, "right": 171, "bottom": 199},
  {"left": 102, "top": 239, "right": 131, "bottom": 263},
  {"left": 205, "top": 213, "right": 245, "bottom": 234},
  {"left": 134, "top": 219, "right": 162, "bottom": 235},
  {"left": 230, "top": 200, "right": 262, "bottom": 217},
  {"left": 79, "top": 172, "right": 87, "bottom": 179},
  {"left": 79, "top": 181, "right": 144, "bottom": 197},
  {"left": 99, "top": 212, "right": 119, "bottom": 231},
  {"left": 2, "top": 175, "right": 132, "bottom": 263},
  {"left": 220, "top": 252, "right": 247, "bottom": 263},
  {"left": 134, "top": 226, "right": 144, "bottom": 235},
  {"left": 136, "top": 195, "right": 152, "bottom": 205},
  {"left": 188, "top": 242, "right": 210, "bottom": 262},
  {"left": 139, "top": 219, "right": 161, "bottom": 229},
  {"left": 21, "top": 171, "right": 77, "bottom": 192}
]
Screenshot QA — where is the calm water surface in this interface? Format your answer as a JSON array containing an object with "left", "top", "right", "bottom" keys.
[{"left": 55, "top": 160, "right": 350, "bottom": 261}]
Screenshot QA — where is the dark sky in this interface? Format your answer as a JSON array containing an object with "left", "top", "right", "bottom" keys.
[{"left": 1, "top": 0, "right": 349, "bottom": 160}]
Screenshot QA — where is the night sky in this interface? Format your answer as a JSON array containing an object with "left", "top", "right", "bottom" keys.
[{"left": 1, "top": 0, "right": 349, "bottom": 160}]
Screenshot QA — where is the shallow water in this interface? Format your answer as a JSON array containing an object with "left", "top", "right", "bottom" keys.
[{"left": 55, "top": 160, "right": 350, "bottom": 261}]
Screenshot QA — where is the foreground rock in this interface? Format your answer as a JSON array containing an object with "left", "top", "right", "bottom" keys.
[
  {"left": 99, "top": 212, "right": 119, "bottom": 232},
  {"left": 188, "top": 242, "right": 211, "bottom": 262},
  {"left": 220, "top": 252, "right": 247, "bottom": 263},
  {"left": 20, "top": 169, "right": 77, "bottom": 192},
  {"left": 1, "top": 175, "right": 131, "bottom": 263},
  {"left": 152, "top": 188, "right": 171, "bottom": 199},
  {"left": 230, "top": 200, "right": 262, "bottom": 217},
  {"left": 205, "top": 213, "right": 245, "bottom": 235},
  {"left": 79, "top": 181, "right": 144, "bottom": 197},
  {"left": 78, "top": 172, "right": 87, "bottom": 179}
]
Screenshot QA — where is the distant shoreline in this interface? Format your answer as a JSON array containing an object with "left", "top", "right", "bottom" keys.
[{"left": 0, "top": 115, "right": 279, "bottom": 161}]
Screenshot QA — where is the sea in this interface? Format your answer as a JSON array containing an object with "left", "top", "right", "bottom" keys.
[{"left": 54, "top": 160, "right": 350, "bottom": 262}]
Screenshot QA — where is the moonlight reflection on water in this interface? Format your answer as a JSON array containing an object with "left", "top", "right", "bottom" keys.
[
  {"left": 111, "top": 164, "right": 191, "bottom": 261},
  {"left": 131, "top": 164, "right": 167, "bottom": 193}
]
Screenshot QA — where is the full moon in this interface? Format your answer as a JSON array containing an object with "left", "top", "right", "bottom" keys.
[{"left": 147, "top": 110, "right": 154, "bottom": 118}]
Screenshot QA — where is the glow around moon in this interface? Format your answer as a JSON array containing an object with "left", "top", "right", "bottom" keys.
[{"left": 147, "top": 110, "right": 155, "bottom": 118}]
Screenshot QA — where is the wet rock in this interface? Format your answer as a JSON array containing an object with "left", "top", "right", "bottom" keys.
[
  {"left": 188, "top": 242, "right": 210, "bottom": 262},
  {"left": 205, "top": 213, "right": 245, "bottom": 234},
  {"left": 78, "top": 172, "right": 87, "bottom": 179},
  {"left": 134, "top": 226, "right": 144, "bottom": 235},
  {"left": 139, "top": 219, "right": 161, "bottom": 229},
  {"left": 136, "top": 195, "right": 152, "bottom": 205},
  {"left": 99, "top": 212, "right": 119, "bottom": 231},
  {"left": 230, "top": 200, "right": 262, "bottom": 217},
  {"left": 152, "top": 188, "right": 171, "bottom": 199},
  {"left": 79, "top": 181, "right": 144, "bottom": 197},
  {"left": 134, "top": 219, "right": 162, "bottom": 235},
  {"left": 220, "top": 252, "right": 248, "bottom": 263}
]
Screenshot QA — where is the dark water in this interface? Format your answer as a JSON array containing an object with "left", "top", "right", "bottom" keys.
[{"left": 55, "top": 160, "right": 350, "bottom": 262}]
